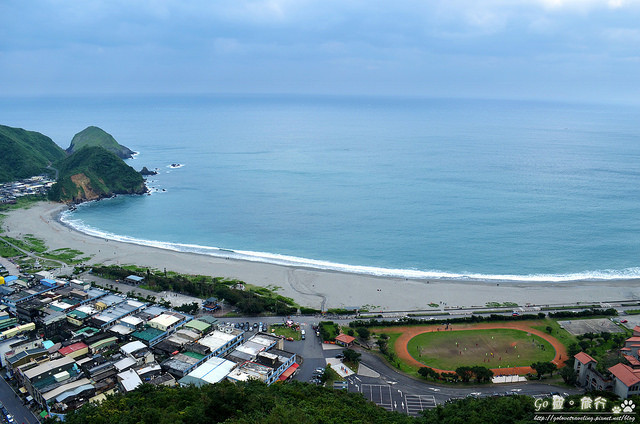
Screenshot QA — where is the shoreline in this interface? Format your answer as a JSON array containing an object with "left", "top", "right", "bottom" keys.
[{"left": 3, "top": 201, "right": 640, "bottom": 310}]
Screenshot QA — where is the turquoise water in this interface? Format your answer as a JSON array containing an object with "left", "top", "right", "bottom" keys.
[{"left": 3, "top": 95, "right": 640, "bottom": 280}]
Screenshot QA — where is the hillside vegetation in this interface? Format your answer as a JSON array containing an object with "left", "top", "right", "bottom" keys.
[
  {"left": 64, "top": 380, "right": 415, "bottom": 424},
  {"left": 67, "top": 126, "right": 135, "bottom": 159},
  {"left": 0, "top": 124, "right": 66, "bottom": 182},
  {"left": 48, "top": 146, "right": 145, "bottom": 203},
  {"left": 60, "top": 380, "right": 549, "bottom": 424}
]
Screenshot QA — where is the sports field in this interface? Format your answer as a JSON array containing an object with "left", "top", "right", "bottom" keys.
[
  {"left": 407, "top": 328, "right": 554, "bottom": 369},
  {"left": 376, "top": 321, "right": 567, "bottom": 375}
]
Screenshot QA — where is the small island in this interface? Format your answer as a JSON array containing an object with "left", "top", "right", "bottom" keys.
[
  {"left": 67, "top": 126, "right": 136, "bottom": 159},
  {"left": 140, "top": 166, "right": 158, "bottom": 176}
]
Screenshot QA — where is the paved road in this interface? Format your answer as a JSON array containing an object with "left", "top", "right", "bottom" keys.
[
  {"left": 0, "top": 256, "right": 20, "bottom": 275},
  {"left": 0, "top": 376, "right": 40, "bottom": 424},
  {"left": 219, "top": 314, "right": 582, "bottom": 411}
]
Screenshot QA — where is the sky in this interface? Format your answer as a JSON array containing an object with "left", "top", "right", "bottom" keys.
[{"left": 1, "top": 0, "right": 639, "bottom": 102}]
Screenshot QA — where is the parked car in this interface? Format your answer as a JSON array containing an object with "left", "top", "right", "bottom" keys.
[{"left": 335, "top": 353, "right": 344, "bottom": 359}]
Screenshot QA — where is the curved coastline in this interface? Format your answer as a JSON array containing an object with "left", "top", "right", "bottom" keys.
[
  {"left": 4, "top": 201, "right": 640, "bottom": 310},
  {"left": 58, "top": 205, "right": 640, "bottom": 283}
]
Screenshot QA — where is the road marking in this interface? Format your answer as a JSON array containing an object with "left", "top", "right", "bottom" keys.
[
  {"left": 405, "top": 395, "right": 437, "bottom": 416},
  {"left": 361, "top": 384, "right": 393, "bottom": 411}
]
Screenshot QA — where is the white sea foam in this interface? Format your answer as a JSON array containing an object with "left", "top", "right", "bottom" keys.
[{"left": 59, "top": 210, "right": 640, "bottom": 283}]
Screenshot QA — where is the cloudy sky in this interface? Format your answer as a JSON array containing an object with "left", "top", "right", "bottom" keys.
[{"left": 1, "top": 0, "right": 639, "bottom": 102}]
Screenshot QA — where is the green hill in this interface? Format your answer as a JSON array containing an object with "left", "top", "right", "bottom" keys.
[
  {"left": 0, "top": 124, "right": 66, "bottom": 183},
  {"left": 67, "top": 126, "right": 135, "bottom": 159},
  {"left": 49, "top": 146, "right": 146, "bottom": 203}
]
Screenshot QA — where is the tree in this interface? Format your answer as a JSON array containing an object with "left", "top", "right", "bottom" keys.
[
  {"left": 559, "top": 366, "right": 577, "bottom": 385},
  {"left": 418, "top": 367, "right": 440, "bottom": 381},
  {"left": 343, "top": 348, "right": 361, "bottom": 364},
  {"left": 441, "top": 372, "right": 458, "bottom": 382},
  {"left": 455, "top": 366, "right": 474, "bottom": 383},
  {"left": 578, "top": 340, "right": 591, "bottom": 351},
  {"left": 531, "top": 361, "right": 557, "bottom": 379},
  {"left": 356, "top": 327, "right": 370, "bottom": 340},
  {"left": 567, "top": 343, "right": 581, "bottom": 357},
  {"left": 471, "top": 366, "right": 494, "bottom": 383},
  {"left": 545, "top": 326, "right": 553, "bottom": 334}
]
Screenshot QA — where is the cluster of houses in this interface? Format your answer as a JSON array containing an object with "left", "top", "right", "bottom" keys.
[
  {"left": 574, "top": 325, "right": 640, "bottom": 398},
  {"left": 0, "top": 175, "right": 56, "bottom": 204},
  {"left": 0, "top": 271, "right": 297, "bottom": 419}
]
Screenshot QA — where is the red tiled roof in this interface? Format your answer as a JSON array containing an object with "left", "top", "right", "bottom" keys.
[
  {"left": 623, "top": 355, "right": 640, "bottom": 367},
  {"left": 335, "top": 334, "right": 356, "bottom": 344},
  {"left": 622, "top": 347, "right": 632, "bottom": 351},
  {"left": 574, "top": 352, "right": 596, "bottom": 365},
  {"left": 626, "top": 337, "right": 640, "bottom": 342},
  {"left": 631, "top": 344, "right": 640, "bottom": 347},
  {"left": 633, "top": 325, "right": 640, "bottom": 333},
  {"left": 609, "top": 363, "right": 640, "bottom": 387},
  {"left": 59, "top": 342, "right": 88, "bottom": 356}
]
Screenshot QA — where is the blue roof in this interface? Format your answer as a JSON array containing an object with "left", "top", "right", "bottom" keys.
[
  {"left": 126, "top": 275, "right": 144, "bottom": 281},
  {"left": 4, "top": 276, "right": 18, "bottom": 282},
  {"left": 41, "top": 278, "right": 57, "bottom": 287}
]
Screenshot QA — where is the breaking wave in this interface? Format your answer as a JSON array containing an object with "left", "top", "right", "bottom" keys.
[{"left": 59, "top": 208, "right": 640, "bottom": 283}]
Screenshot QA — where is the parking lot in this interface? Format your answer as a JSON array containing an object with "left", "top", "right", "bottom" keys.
[
  {"left": 361, "top": 384, "right": 394, "bottom": 411},
  {"left": 360, "top": 384, "right": 437, "bottom": 415}
]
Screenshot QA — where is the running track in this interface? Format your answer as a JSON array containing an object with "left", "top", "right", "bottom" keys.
[{"left": 377, "top": 322, "right": 568, "bottom": 375}]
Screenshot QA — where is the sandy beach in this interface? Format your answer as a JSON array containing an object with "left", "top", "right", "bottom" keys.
[{"left": 3, "top": 201, "right": 640, "bottom": 311}]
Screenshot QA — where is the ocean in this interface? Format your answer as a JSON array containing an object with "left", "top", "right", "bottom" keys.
[{"left": 3, "top": 94, "right": 640, "bottom": 281}]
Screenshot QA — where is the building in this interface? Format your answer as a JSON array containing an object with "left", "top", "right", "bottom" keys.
[
  {"left": 117, "top": 369, "right": 143, "bottom": 393},
  {"left": 124, "top": 275, "right": 145, "bottom": 285},
  {"left": 202, "top": 297, "right": 220, "bottom": 312},
  {"left": 335, "top": 334, "right": 356, "bottom": 347},
  {"left": 147, "top": 312, "right": 183, "bottom": 332},
  {"left": 59, "top": 342, "right": 89, "bottom": 359},
  {"left": 178, "top": 356, "right": 236, "bottom": 386},
  {"left": 574, "top": 326, "right": 640, "bottom": 398}
]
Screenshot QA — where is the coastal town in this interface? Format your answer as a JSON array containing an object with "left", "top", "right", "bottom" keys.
[
  {"left": 2, "top": 231, "right": 640, "bottom": 422},
  {"left": 0, "top": 176, "right": 56, "bottom": 205}
]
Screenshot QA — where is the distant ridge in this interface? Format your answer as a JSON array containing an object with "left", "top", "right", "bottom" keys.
[
  {"left": 0, "top": 124, "right": 66, "bottom": 183},
  {"left": 67, "top": 126, "right": 135, "bottom": 159}
]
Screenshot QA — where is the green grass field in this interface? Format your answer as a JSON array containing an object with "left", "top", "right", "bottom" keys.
[{"left": 407, "top": 329, "right": 554, "bottom": 370}]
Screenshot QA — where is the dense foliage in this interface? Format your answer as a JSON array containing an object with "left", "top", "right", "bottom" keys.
[
  {"left": 66, "top": 126, "right": 135, "bottom": 159},
  {"left": 60, "top": 381, "right": 556, "bottom": 424},
  {"left": 548, "top": 308, "right": 617, "bottom": 318},
  {"left": 64, "top": 380, "right": 415, "bottom": 424},
  {"left": 0, "top": 124, "right": 66, "bottom": 182},
  {"left": 349, "top": 313, "right": 545, "bottom": 329},
  {"left": 421, "top": 395, "right": 535, "bottom": 424},
  {"left": 48, "top": 146, "right": 145, "bottom": 202},
  {"left": 91, "top": 265, "right": 298, "bottom": 315}
]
